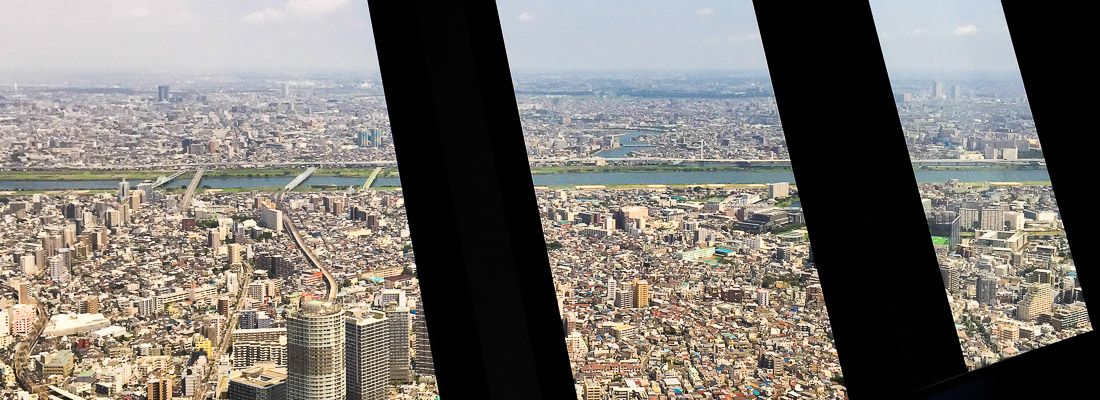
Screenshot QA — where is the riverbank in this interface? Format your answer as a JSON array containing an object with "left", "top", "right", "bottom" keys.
[
  {"left": 3, "top": 180, "right": 1058, "bottom": 197},
  {"left": 0, "top": 163, "right": 1046, "bottom": 182},
  {"left": 529, "top": 164, "right": 792, "bottom": 175},
  {"left": 0, "top": 167, "right": 388, "bottom": 181},
  {"left": 0, "top": 164, "right": 1054, "bottom": 193}
]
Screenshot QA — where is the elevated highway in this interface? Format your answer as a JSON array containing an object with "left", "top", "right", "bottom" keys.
[
  {"left": 281, "top": 211, "right": 338, "bottom": 301},
  {"left": 276, "top": 178, "right": 338, "bottom": 301},
  {"left": 1, "top": 283, "right": 47, "bottom": 395}
]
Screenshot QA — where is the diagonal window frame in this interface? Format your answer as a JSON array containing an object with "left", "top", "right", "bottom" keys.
[{"left": 753, "top": 2, "right": 965, "bottom": 398}]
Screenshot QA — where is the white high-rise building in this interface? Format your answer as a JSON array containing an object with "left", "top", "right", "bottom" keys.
[
  {"left": 346, "top": 309, "right": 389, "bottom": 400},
  {"left": 287, "top": 300, "right": 346, "bottom": 400},
  {"left": 564, "top": 331, "right": 588, "bottom": 362},
  {"left": 606, "top": 277, "right": 618, "bottom": 303},
  {"left": 20, "top": 254, "right": 38, "bottom": 277},
  {"left": 767, "top": 182, "right": 790, "bottom": 199},
  {"left": 260, "top": 207, "right": 284, "bottom": 234},
  {"left": 118, "top": 179, "right": 130, "bottom": 201},
  {"left": 47, "top": 254, "right": 71, "bottom": 284}
]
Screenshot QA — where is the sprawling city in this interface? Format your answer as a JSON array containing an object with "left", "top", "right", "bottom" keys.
[
  {"left": 0, "top": 1, "right": 1091, "bottom": 399},
  {"left": 0, "top": 70, "right": 1089, "bottom": 399}
]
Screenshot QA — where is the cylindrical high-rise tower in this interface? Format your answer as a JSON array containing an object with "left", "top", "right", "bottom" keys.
[{"left": 287, "top": 299, "right": 346, "bottom": 400}]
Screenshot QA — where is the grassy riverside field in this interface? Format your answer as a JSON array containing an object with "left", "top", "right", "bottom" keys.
[
  {"left": 0, "top": 165, "right": 1052, "bottom": 196},
  {"left": 2, "top": 181, "right": 1055, "bottom": 196},
  {"left": 528, "top": 164, "right": 792, "bottom": 175},
  {"left": 1, "top": 163, "right": 1049, "bottom": 181},
  {"left": 0, "top": 170, "right": 173, "bottom": 181},
  {"left": 0, "top": 167, "right": 382, "bottom": 181},
  {"left": 0, "top": 164, "right": 773, "bottom": 181}
]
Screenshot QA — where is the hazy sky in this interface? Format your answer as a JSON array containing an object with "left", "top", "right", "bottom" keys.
[
  {"left": 0, "top": 0, "right": 1024, "bottom": 75},
  {"left": 0, "top": 0, "right": 379, "bottom": 74}
]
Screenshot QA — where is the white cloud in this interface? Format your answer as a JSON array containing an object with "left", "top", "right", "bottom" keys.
[
  {"left": 953, "top": 24, "right": 978, "bottom": 36},
  {"left": 286, "top": 0, "right": 351, "bottom": 16},
  {"left": 242, "top": 8, "right": 287, "bottom": 25},
  {"left": 696, "top": 8, "right": 716, "bottom": 17},
  {"left": 130, "top": 8, "right": 151, "bottom": 18},
  {"left": 911, "top": 28, "right": 926, "bottom": 35},
  {"left": 242, "top": 0, "right": 350, "bottom": 24},
  {"left": 518, "top": 11, "right": 535, "bottom": 23}
]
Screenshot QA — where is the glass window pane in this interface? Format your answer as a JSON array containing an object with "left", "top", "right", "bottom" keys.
[
  {"left": 497, "top": 1, "right": 846, "bottom": 398},
  {"left": 0, "top": 2, "right": 436, "bottom": 398},
  {"left": 869, "top": 0, "right": 1091, "bottom": 370}
]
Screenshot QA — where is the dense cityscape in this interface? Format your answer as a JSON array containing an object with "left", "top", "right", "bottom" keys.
[
  {"left": 0, "top": 70, "right": 1089, "bottom": 400},
  {"left": 0, "top": 75, "right": 1050, "bottom": 168}
]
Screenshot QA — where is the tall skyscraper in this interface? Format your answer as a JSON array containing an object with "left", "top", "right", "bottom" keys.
[
  {"left": 157, "top": 85, "right": 170, "bottom": 102},
  {"left": 412, "top": 309, "right": 434, "bottom": 377},
  {"left": 355, "top": 131, "right": 371, "bottom": 148},
  {"left": 614, "top": 288, "right": 634, "bottom": 308},
  {"left": 346, "top": 309, "right": 389, "bottom": 400},
  {"left": 19, "top": 254, "right": 38, "bottom": 277},
  {"left": 939, "top": 264, "right": 960, "bottom": 293},
  {"left": 368, "top": 129, "right": 384, "bottom": 147},
  {"left": 977, "top": 275, "right": 998, "bottom": 305},
  {"left": 287, "top": 300, "right": 346, "bottom": 400},
  {"left": 47, "top": 253, "right": 71, "bottom": 284},
  {"left": 118, "top": 179, "right": 130, "bottom": 201},
  {"left": 932, "top": 80, "right": 945, "bottom": 99},
  {"left": 384, "top": 303, "right": 412, "bottom": 385},
  {"left": 14, "top": 279, "right": 32, "bottom": 304},
  {"left": 632, "top": 279, "right": 651, "bottom": 308}
]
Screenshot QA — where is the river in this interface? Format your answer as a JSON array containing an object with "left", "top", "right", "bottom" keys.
[
  {"left": 593, "top": 130, "right": 656, "bottom": 158},
  {"left": 0, "top": 168, "right": 1053, "bottom": 191}
]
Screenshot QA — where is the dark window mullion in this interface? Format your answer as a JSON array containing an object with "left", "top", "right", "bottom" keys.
[
  {"left": 1001, "top": 1, "right": 1100, "bottom": 325},
  {"left": 753, "top": 1, "right": 966, "bottom": 398},
  {"left": 366, "top": 1, "right": 574, "bottom": 398}
]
